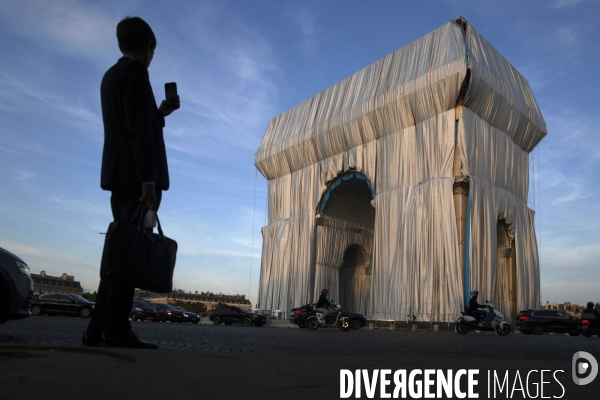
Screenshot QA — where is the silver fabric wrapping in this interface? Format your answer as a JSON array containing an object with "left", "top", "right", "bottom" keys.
[
  {"left": 465, "top": 176, "right": 540, "bottom": 319},
  {"left": 256, "top": 19, "right": 544, "bottom": 322},
  {"left": 464, "top": 25, "right": 546, "bottom": 153},
  {"left": 255, "top": 21, "right": 466, "bottom": 180}
]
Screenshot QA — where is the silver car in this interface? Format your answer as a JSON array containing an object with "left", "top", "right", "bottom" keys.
[{"left": 0, "top": 247, "right": 34, "bottom": 323}]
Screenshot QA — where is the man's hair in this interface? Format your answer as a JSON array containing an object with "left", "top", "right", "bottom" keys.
[{"left": 116, "top": 16, "right": 156, "bottom": 53}]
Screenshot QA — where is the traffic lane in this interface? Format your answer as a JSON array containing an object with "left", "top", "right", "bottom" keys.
[{"left": 1, "top": 316, "right": 599, "bottom": 361}]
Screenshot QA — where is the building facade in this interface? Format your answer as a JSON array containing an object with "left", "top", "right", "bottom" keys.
[
  {"left": 138, "top": 289, "right": 251, "bottom": 310},
  {"left": 31, "top": 270, "right": 83, "bottom": 295},
  {"left": 254, "top": 18, "right": 545, "bottom": 322}
]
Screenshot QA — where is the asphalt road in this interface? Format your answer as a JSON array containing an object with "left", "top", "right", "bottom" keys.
[
  {"left": 1, "top": 316, "right": 599, "bottom": 399},
  {"left": 1, "top": 316, "right": 597, "bottom": 358}
]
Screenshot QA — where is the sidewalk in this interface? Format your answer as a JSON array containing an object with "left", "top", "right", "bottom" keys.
[{"left": 0, "top": 343, "right": 595, "bottom": 399}]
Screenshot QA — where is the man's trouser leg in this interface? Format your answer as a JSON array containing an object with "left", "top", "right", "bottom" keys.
[{"left": 87, "top": 186, "right": 162, "bottom": 337}]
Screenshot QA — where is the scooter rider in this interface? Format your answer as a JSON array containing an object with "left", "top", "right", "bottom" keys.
[
  {"left": 315, "top": 288, "right": 332, "bottom": 323},
  {"left": 583, "top": 302, "right": 599, "bottom": 318},
  {"left": 468, "top": 290, "right": 487, "bottom": 324}
]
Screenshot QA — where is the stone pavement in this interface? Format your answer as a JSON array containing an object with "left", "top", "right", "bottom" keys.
[{"left": 0, "top": 316, "right": 598, "bottom": 399}]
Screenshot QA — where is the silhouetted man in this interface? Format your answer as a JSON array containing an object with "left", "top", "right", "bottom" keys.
[{"left": 83, "top": 16, "right": 180, "bottom": 348}]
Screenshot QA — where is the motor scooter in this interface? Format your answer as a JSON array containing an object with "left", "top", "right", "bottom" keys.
[
  {"left": 301, "top": 303, "right": 352, "bottom": 332},
  {"left": 580, "top": 312, "right": 599, "bottom": 337},
  {"left": 455, "top": 301, "right": 511, "bottom": 336}
]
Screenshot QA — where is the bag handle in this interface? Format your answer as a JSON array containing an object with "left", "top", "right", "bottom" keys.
[
  {"left": 155, "top": 213, "right": 165, "bottom": 239},
  {"left": 130, "top": 204, "right": 166, "bottom": 239},
  {"left": 130, "top": 204, "right": 145, "bottom": 227}
]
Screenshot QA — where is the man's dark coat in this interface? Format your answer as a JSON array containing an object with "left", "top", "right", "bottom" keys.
[{"left": 100, "top": 57, "right": 169, "bottom": 191}]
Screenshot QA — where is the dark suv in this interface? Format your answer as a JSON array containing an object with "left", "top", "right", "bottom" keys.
[
  {"left": 31, "top": 293, "right": 95, "bottom": 318},
  {"left": 130, "top": 300, "right": 158, "bottom": 321},
  {"left": 150, "top": 303, "right": 185, "bottom": 323},
  {"left": 209, "top": 306, "right": 266, "bottom": 327},
  {"left": 514, "top": 309, "right": 581, "bottom": 335}
]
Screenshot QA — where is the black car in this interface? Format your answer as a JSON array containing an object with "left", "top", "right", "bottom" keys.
[
  {"left": 209, "top": 306, "right": 266, "bottom": 327},
  {"left": 514, "top": 309, "right": 581, "bottom": 335},
  {"left": 291, "top": 303, "right": 367, "bottom": 330},
  {"left": 0, "top": 247, "right": 34, "bottom": 323},
  {"left": 31, "top": 293, "right": 95, "bottom": 318},
  {"left": 174, "top": 306, "right": 200, "bottom": 324},
  {"left": 130, "top": 300, "right": 158, "bottom": 321},
  {"left": 149, "top": 303, "right": 185, "bottom": 322}
]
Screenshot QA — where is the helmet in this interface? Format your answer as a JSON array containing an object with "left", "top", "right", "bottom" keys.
[
  {"left": 470, "top": 290, "right": 479, "bottom": 296},
  {"left": 321, "top": 288, "right": 328, "bottom": 294},
  {"left": 588, "top": 302, "right": 594, "bottom": 309}
]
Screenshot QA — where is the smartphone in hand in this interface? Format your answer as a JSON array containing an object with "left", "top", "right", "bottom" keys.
[
  {"left": 165, "top": 82, "right": 177, "bottom": 100},
  {"left": 164, "top": 82, "right": 180, "bottom": 111}
]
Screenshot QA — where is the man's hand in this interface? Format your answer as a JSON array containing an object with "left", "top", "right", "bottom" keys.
[
  {"left": 139, "top": 183, "right": 157, "bottom": 209},
  {"left": 159, "top": 95, "right": 180, "bottom": 117}
]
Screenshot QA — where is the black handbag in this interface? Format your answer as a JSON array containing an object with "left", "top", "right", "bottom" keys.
[{"left": 100, "top": 207, "right": 177, "bottom": 293}]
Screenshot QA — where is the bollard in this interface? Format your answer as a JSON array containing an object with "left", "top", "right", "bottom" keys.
[
  {"left": 390, "top": 321, "right": 395, "bottom": 331},
  {"left": 368, "top": 322, "right": 374, "bottom": 330},
  {"left": 433, "top": 324, "right": 439, "bottom": 332},
  {"left": 411, "top": 324, "right": 417, "bottom": 331}
]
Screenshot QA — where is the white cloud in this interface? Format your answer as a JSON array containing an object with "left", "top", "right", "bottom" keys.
[
  {"left": 509, "top": 21, "right": 584, "bottom": 91},
  {"left": 148, "top": 9, "right": 281, "bottom": 162},
  {"left": 551, "top": 0, "right": 588, "bottom": 8},
  {"left": 0, "top": 70, "right": 102, "bottom": 137},
  {"left": 0, "top": 0, "right": 118, "bottom": 63},
  {"left": 296, "top": 7, "right": 316, "bottom": 36},
  {"left": 554, "top": 190, "right": 594, "bottom": 204},
  {"left": 287, "top": 7, "right": 320, "bottom": 55}
]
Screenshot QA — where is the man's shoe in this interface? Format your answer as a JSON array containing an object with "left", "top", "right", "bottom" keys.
[
  {"left": 103, "top": 331, "right": 159, "bottom": 349},
  {"left": 82, "top": 330, "right": 103, "bottom": 347}
]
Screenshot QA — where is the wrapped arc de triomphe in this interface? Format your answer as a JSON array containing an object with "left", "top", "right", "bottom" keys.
[{"left": 254, "top": 18, "right": 545, "bottom": 322}]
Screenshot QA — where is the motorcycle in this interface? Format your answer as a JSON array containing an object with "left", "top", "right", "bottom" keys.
[
  {"left": 291, "top": 302, "right": 352, "bottom": 332},
  {"left": 455, "top": 301, "right": 511, "bottom": 336},
  {"left": 579, "top": 312, "right": 599, "bottom": 337}
]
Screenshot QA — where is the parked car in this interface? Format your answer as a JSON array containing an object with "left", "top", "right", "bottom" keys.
[
  {"left": 31, "top": 293, "right": 95, "bottom": 318},
  {"left": 290, "top": 303, "right": 366, "bottom": 330},
  {"left": 174, "top": 306, "right": 200, "bottom": 324},
  {"left": 514, "top": 309, "right": 581, "bottom": 335},
  {"left": 130, "top": 300, "right": 158, "bottom": 321},
  {"left": 150, "top": 303, "right": 185, "bottom": 323},
  {"left": 209, "top": 306, "right": 266, "bottom": 327},
  {"left": 0, "top": 247, "right": 34, "bottom": 323}
]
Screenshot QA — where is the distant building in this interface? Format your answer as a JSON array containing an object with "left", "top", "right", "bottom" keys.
[
  {"left": 138, "top": 289, "right": 251, "bottom": 310},
  {"left": 31, "top": 270, "right": 83, "bottom": 295}
]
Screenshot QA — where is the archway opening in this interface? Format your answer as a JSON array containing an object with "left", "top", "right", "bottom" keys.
[
  {"left": 339, "top": 244, "right": 371, "bottom": 314},
  {"left": 315, "top": 171, "right": 375, "bottom": 315},
  {"left": 319, "top": 171, "right": 374, "bottom": 230}
]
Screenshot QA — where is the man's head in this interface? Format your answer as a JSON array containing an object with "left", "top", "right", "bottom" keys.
[
  {"left": 321, "top": 288, "right": 328, "bottom": 295},
  {"left": 470, "top": 290, "right": 479, "bottom": 298},
  {"left": 588, "top": 302, "right": 594, "bottom": 309},
  {"left": 116, "top": 16, "right": 156, "bottom": 67}
]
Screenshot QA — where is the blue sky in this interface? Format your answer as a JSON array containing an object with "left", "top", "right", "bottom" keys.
[{"left": 0, "top": 0, "right": 598, "bottom": 307}]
